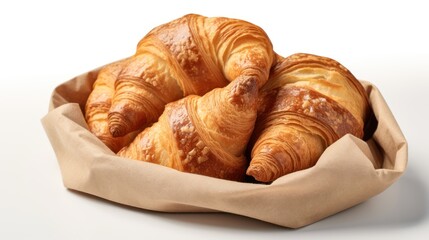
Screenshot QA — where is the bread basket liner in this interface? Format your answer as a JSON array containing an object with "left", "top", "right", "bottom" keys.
[{"left": 41, "top": 65, "right": 407, "bottom": 228}]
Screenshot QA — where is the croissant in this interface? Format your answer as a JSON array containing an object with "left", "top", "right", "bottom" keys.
[
  {"left": 108, "top": 14, "right": 275, "bottom": 137},
  {"left": 84, "top": 60, "right": 139, "bottom": 153},
  {"left": 118, "top": 75, "right": 258, "bottom": 181},
  {"left": 247, "top": 53, "right": 369, "bottom": 182}
]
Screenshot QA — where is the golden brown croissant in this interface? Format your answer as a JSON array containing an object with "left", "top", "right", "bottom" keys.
[
  {"left": 84, "top": 60, "right": 139, "bottom": 153},
  {"left": 118, "top": 75, "right": 258, "bottom": 181},
  {"left": 247, "top": 53, "right": 369, "bottom": 182},
  {"left": 108, "top": 14, "right": 275, "bottom": 137}
]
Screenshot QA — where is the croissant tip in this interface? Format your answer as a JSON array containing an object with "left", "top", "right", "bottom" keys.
[
  {"left": 246, "top": 163, "right": 273, "bottom": 183},
  {"left": 110, "top": 125, "right": 125, "bottom": 137},
  {"left": 228, "top": 76, "right": 258, "bottom": 107}
]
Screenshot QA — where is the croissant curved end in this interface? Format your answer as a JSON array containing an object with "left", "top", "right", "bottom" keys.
[
  {"left": 110, "top": 126, "right": 124, "bottom": 138},
  {"left": 246, "top": 159, "right": 275, "bottom": 183},
  {"left": 108, "top": 112, "right": 129, "bottom": 137},
  {"left": 228, "top": 76, "right": 258, "bottom": 108}
]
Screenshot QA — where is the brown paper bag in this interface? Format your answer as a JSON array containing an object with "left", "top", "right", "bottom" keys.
[{"left": 41, "top": 64, "right": 407, "bottom": 228}]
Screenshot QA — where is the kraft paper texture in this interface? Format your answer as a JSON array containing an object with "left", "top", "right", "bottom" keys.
[{"left": 41, "top": 65, "right": 407, "bottom": 228}]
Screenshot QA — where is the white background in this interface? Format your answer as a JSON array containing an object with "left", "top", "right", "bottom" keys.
[{"left": 1, "top": 0, "right": 428, "bottom": 239}]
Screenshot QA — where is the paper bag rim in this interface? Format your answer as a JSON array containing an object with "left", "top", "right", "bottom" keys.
[{"left": 41, "top": 65, "right": 408, "bottom": 228}]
